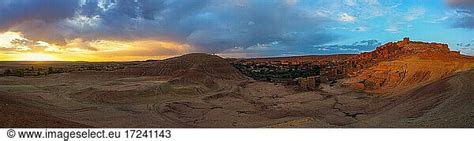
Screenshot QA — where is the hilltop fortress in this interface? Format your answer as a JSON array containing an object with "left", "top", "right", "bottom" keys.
[
  {"left": 347, "top": 37, "right": 462, "bottom": 76},
  {"left": 356, "top": 37, "right": 460, "bottom": 62}
]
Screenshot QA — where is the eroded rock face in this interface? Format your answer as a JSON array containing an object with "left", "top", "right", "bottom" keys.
[
  {"left": 354, "top": 64, "right": 407, "bottom": 90},
  {"left": 351, "top": 38, "right": 459, "bottom": 64},
  {"left": 324, "top": 38, "right": 463, "bottom": 83},
  {"left": 347, "top": 57, "right": 474, "bottom": 93},
  {"left": 345, "top": 38, "right": 472, "bottom": 92}
]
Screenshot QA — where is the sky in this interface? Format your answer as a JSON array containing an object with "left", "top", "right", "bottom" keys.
[{"left": 0, "top": 0, "right": 473, "bottom": 61}]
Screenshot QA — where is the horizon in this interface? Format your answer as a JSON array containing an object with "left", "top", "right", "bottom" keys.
[
  {"left": 1, "top": 0, "right": 473, "bottom": 61},
  {"left": 0, "top": 37, "right": 471, "bottom": 62}
]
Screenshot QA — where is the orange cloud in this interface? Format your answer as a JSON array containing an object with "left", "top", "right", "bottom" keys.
[{"left": 0, "top": 31, "right": 194, "bottom": 61}]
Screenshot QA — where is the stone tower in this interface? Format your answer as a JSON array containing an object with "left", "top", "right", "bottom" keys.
[
  {"left": 402, "top": 37, "right": 410, "bottom": 44},
  {"left": 397, "top": 37, "right": 410, "bottom": 46}
]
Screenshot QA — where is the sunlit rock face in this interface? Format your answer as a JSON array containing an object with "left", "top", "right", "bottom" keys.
[
  {"left": 345, "top": 38, "right": 471, "bottom": 93},
  {"left": 353, "top": 37, "right": 459, "bottom": 62}
]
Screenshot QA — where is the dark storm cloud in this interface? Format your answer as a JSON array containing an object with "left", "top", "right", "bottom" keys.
[
  {"left": 181, "top": 0, "right": 335, "bottom": 52},
  {"left": 0, "top": 0, "right": 336, "bottom": 53},
  {"left": 446, "top": 0, "right": 474, "bottom": 28},
  {"left": 0, "top": 0, "right": 79, "bottom": 30},
  {"left": 0, "top": 0, "right": 79, "bottom": 44}
]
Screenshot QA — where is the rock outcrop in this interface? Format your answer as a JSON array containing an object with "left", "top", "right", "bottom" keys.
[
  {"left": 350, "top": 37, "right": 461, "bottom": 66},
  {"left": 345, "top": 38, "right": 473, "bottom": 93}
]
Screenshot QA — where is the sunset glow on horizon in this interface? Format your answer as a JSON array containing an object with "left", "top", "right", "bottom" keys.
[
  {"left": 0, "top": 32, "right": 192, "bottom": 61},
  {"left": 17, "top": 53, "right": 58, "bottom": 61}
]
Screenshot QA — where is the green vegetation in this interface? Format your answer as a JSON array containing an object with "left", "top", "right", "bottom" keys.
[
  {"left": 233, "top": 62, "right": 320, "bottom": 83},
  {"left": 1, "top": 66, "right": 66, "bottom": 77}
]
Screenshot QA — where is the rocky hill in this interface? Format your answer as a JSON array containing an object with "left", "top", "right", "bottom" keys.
[
  {"left": 355, "top": 37, "right": 461, "bottom": 60},
  {"left": 346, "top": 38, "right": 462, "bottom": 72},
  {"left": 345, "top": 38, "right": 474, "bottom": 93},
  {"left": 352, "top": 69, "right": 474, "bottom": 127},
  {"left": 121, "top": 53, "right": 248, "bottom": 88}
]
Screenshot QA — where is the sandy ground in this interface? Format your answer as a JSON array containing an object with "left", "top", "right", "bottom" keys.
[
  {"left": 1, "top": 69, "right": 472, "bottom": 128},
  {"left": 0, "top": 71, "right": 371, "bottom": 127}
]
